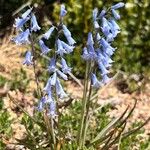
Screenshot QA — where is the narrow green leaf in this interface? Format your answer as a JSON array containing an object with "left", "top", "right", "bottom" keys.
[{"left": 90, "top": 106, "right": 129, "bottom": 144}]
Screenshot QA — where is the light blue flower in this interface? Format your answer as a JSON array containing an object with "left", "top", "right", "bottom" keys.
[
  {"left": 94, "top": 21, "right": 100, "bottom": 29},
  {"left": 61, "top": 58, "right": 71, "bottom": 74},
  {"left": 109, "top": 19, "right": 120, "bottom": 30},
  {"left": 97, "top": 50, "right": 112, "bottom": 68},
  {"left": 96, "top": 49, "right": 112, "bottom": 68},
  {"left": 66, "top": 36, "right": 76, "bottom": 46},
  {"left": 87, "top": 32, "right": 94, "bottom": 46},
  {"left": 98, "top": 61, "right": 109, "bottom": 75},
  {"left": 57, "top": 70, "right": 68, "bottom": 80},
  {"left": 61, "top": 41, "right": 75, "bottom": 53},
  {"left": 112, "top": 9, "right": 120, "bottom": 20},
  {"left": 14, "top": 17, "right": 29, "bottom": 30},
  {"left": 101, "top": 17, "right": 111, "bottom": 37},
  {"left": 62, "top": 25, "right": 76, "bottom": 45},
  {"left": 62, "top": 25, "right": 71, "bottom": 37},
  {"left": 37, "top": 97, "right": 46, "bottom": 111},
  {"left": 39, "top": 39, "right": 51, "bottom": 55},
  {"left": 93, "top": 8, "right": 98, "bottom": 21},
  {"left": 23, "top": 51, "right": 33, "bottom": 66},
  {"left": 96, "top": 48, "right": 105, "bottom": 60},
  {"left": 13, "top": 29, "right": 30, "bottom": 45},
  {"left": 87, "top": 45, "right": 97, "bottom": 60},
  {"left": 81, "top": 47, "right": 90, "bottom": 61},
  {"left": 48, "top": 100, "right": 56, "bottom": 118},
  {"left": 106, "top": 33, "right": 114, "bottom": 42},
  {"left": 108, "top": 20, "right": 120, "bottom": 38},
  {"left": 48, "top": 57, "right": 56, "bottom": 73},
  {"left": 60, "top": 4, "right": 67, "bottom": 17},
  {"left": 100, "top": 38, "right": 116, "bottom": 55},
  {"left": 104, "top": 46, "right": 115, "bottom": 56},
  {"left": 56, "top": 39, "right": 67, "bottom": 56},
  {"left": 102, "top": 52, "right": 114, "bottom": 67},
  {"left": 98, "top": 9, "right": 106, "bottom": 18},
  {"left": 50, "top": 72, "right": 57, "bottom": 86},
  {"left": 31, "top": 14, "right": 41, "bottom": 32},
  {"left": 22, "top": 7, "right": 33, "bottom": 19},
  {"left": 42, "top": 26, "right": 55, "bottom": 40},
  {"left": 56, "top": 79, "right": 67, "bottom": 99},
  {"left": 100, "top": 38, "right": 110, "bottom": 48},
  {"left": 91, "top": 73, "right": 103, "bottom": 88},
  {"left": 96, "top": 33, "right": 101, "bottom": 42},
  {"left": 43, "top": 77, "right": 51, "bottom": 93},
  {"left": 111, "top": 2, "right": 125, "bottom": 9},
  {"left": 102, "top": 74, "right": 111, "bottom": 84},
  {"left": 47, "top": 90, "right": 53, "bottom": 103}
]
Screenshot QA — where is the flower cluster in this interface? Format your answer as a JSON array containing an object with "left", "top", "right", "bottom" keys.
[
  {"left": 13, "top": 7, "right": 41, "bottom": 65},
  {"left": 37, "top": 5, "right": 76, "bottom": 117},
  {"left": 13, "top": 5, "right": 75, "bottom": 117},
  {"left": 82, "top": 2, "right": 124, "bottom": 89}
]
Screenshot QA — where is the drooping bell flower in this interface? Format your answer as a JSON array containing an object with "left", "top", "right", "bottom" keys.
[
  {"left": 98, "top": 61, "right": 109, "bottom": 75},
  {"left": 56, "top": 39, "right": 67, "bottom": 56},
  {"left": 42, "top": 26, "right": 55, "bottom": 40},
  {"left": 13, "top": 29, "right": 30, "bottom": 45},
  {"left": 57, "top": 70, "right": 68, "bottom": 80},
  {"left": 98, "top": 9, "right": 106, "bottom": 18},
  {"left": 22, "top": 7, "right": 33, "bottom": 19},
  {"left": 39, "top": 39, "right": 51, "bottom": 55},
  {"left": 82, "top": 47, "right": 90, "bottom": 61},
  {"left": 60, "top": 4, "right": 67, "bottom": 17},
  {"left": 14, "top": 17, "right": 30, "bottom": 30},
  {"left": 50, "top": 72, "right": 57, "bottom": 86},
  {"left": 56, "top": 79, "right": 67, "bottom": 99},
  {"left": 91, "top": 73, "right": 102, "bottom": 88},
  {"left": 43, "top": 77, "right": 52, "bottom": 93},
  {"left": 23, "top": 51, "right": 33, "bottom": 66},
  {"left": 111, "top": 9, "right": 120, "bottom": 20},
  {"left": 48, "top": 57, "right": 56, "bottom": 73},
  {"left": 48, "top": 100, "right": 56, "bottom": 118},
  {"left": 61, "top": 57, "right": 71, "bottom": 74},
  {"left": 37, "top": 97, "right": 46, "bottom": 111},
  {"left": 61, "top": 41, "right": 75, "bottom": 53},
  {"left": 111, "top": 2, "right": 125, "bottom": 9},
  {"left": 31, "top": 14, "right": 41, "bottom": 32}
]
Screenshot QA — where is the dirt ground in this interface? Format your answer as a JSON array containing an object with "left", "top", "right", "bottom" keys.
[{"left": 0, "top": 38, "right": 150, "bottom": 148}]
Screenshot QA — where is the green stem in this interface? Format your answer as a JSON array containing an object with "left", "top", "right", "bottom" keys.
[
  {"left": 30, "top": 34, "right": 54, "bottom": 149},
  {"left": 78, "top": 61, "right": 90, "bottom": 148},
  {"left": 50, "top": 117, "right": 56, "bottom": 147},
  {"left": 30, "top": 34, "right": 42, "bottom": 98},
  {"left": 82, "top": 83, "right": 93, "bottom": 145},
  {"left": 43, "top": 111, "right": 54, "bottom": 150}
]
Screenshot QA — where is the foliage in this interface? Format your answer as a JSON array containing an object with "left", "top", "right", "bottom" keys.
[
  {"left": 0, "top": 1, "right": 150, "bottom": 149},
  {"left": 120, "top": 122, "right": 150, "bottom": 150},
  {"left": 0, "top": 98, "right": 12, "bottom": 150}
]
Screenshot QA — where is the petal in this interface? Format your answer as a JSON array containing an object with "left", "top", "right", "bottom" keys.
[
  {"left": 57, "top": 70, "right": 68, "bottom": 80},
  {"left": 93, "top": 8, "right": 98, "bottom": 21},
  {"left": 50, "top": 72, "right": 57, "bottom": 86},
  {"left": 60, "top": 4, "right": 67, "bottom": 17},
  {"left": 31, "top": 14, "right": 41, "bottom": 32},
  {"left": 112, "top": 9, "right": 120, "bottom": 20},
  {"left": 42, "top": 26, "right": 55, "bottom": 40},
  {"left": 111, "top": 2, "right": 125, "bottom": 9},
  {"left": 39, "top": 39, "right": 51, "bottom": 55},
  {"left": 23, "top": 51, "right": 33, "bottom": 66},
  {"left": 22, "top": 8, "right": 33, "bottom": 19}
]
